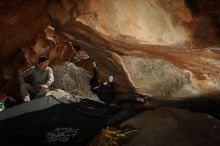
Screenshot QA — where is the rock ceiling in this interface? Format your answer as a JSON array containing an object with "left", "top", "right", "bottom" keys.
[{"left": 0, "top": 0, "right": 220, "bottom": 99}]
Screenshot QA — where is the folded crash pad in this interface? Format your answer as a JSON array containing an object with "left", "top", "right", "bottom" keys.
[{"left": 0, "top": 95, "right": 142, "bottom": 146}]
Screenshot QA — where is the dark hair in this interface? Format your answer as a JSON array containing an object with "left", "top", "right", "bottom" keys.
[{"left": 38, "top": 56, "right": 48, "bottom": 64}]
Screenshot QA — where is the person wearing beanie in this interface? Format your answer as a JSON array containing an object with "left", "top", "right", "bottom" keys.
[
  {"left": 89, "top": 62, "right": 150, "bottom": 105},
  {"left": 19, "top": 56, "right": 54, "bottom": 102}
]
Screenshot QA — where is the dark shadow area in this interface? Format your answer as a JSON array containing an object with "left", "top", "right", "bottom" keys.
[
  {"left": 0, "top": 95, "right": 145, "bottom": 146},
  {"left": 2, "top": 92, "right": 220, "bottom": 146},
  {"left": 151, "top": 94, "right": 220, "bottom": 119},
  {"left": 185, "top": 0, "right": 199, "bottom": 15}
]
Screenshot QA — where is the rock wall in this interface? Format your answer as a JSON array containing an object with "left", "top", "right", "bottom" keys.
[
  {"left": 46, "top": 0, "right": 220, "bottom": 98},
  {"left": 0, "top": 0, "right": 220, "bottom": 99},
  {"left": 0, "top": 0, "right": 75, "bottom": 96},
  {"left": 75, "top": 0, "right": 190, "bottom": 46},
  {"left": 51, "top": 62, "right": 98, "bottom": 100},
  {"left": 0, "top": 0, "right": 49, "bottom": 62}
]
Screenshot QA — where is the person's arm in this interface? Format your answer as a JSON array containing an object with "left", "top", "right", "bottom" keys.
[
  {"left": 92, "top": 61, "right": 98, "bottom": 79},
  {"left": 46, "top": 67, "right": 54, "bottom": 87},
  {"left": 93, "top": 67, "right": 98, "bottom": 78},
  {"left": 89, "top": 61, "right": 101, "bottom": 88},
  {"left": 19, "top": 66, "right": 35, "bottom": 84},
  {"left": 108, "top": 82, "right": 116, "bottom": 91}
]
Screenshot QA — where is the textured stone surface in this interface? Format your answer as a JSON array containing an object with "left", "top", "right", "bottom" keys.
[
  {"left": 0, "top": 0, "right": 50, "bottom": 62},
  {"left": 51, "top": 62, "right": 98, "bottom": 100},
  {"left": 21, "top": 26, "right": 75, "bottom": 66},
  {"left": 0, "top": 0, "right": 220, "bottom": 99},
  {"left": 46, "top": 0, "right": 220, "bottom": 98},
  {"left": 119, "top": 107, "right": 220, "bottom": 146},
  {"left": 122, "top": 56, "right": 190, "bottom": 96},
  {"left": 76, "top": 0, "right": 190, "bottom": 46}
]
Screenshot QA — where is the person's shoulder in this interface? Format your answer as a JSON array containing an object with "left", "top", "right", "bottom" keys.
[
  {"left": 46, "top": 66, "right": 52, "bottom": 69},
  {"left": 27, "top": 65, "right": 36, "bottom": 70},
  {"left": 45, "top": 67, "right": 53, "bottom": 71},
  {"left": 32, "top": 65, "right": 41, "bottom": 71}
]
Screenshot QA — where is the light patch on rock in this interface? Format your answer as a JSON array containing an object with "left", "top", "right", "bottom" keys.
[
  {"left": 203, "top": 74, "right": 220, "bottom": 91},
  {"left": 122, "top": 56, "right": 190, "bottom": 97},
  {"left": 76, "top": 0, "right": 188, "bottom": 46},
  {"left": 170, "top": 84, "right": 200, "bottom": 99},
  {"left": 169, "top": 70, "right": 200, "bottom": 98}
]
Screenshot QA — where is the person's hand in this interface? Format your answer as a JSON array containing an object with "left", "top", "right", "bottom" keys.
[
  {"left": 40, "top": 85, "right": 49, "bottom": 93},
  {"left": 93, "top": 61, "right": 96, "bottom": 68},
  {"left": 108, "top": 76, "right": 114, "bottom": 82}
]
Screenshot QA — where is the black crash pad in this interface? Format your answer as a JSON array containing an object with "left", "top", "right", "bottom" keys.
[{"left": 0, "top": 95, "right": 143, "bottom": 146}]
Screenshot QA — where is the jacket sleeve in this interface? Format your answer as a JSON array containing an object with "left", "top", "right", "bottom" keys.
[
  {"left": 110, "top": 82, "right": 116, "bottom": 91},
  {"left": 89, "top": 67, "right": 100, "bottom": 87},
  {"left": 93, "top": 67, "right": 98, "bottom": 79},
  {"left": 46, "top": 67, "right": 54, "bottom": 86},
  {"left": 19, "top": 66, "right": 35, "bottom": 84}
]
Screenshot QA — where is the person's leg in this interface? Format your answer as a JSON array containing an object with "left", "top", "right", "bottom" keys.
[
  {"left": 137, "top": 95, "right": 150, "bottom": 103},
  {"left": 112, "top": 93, "right": 137, "bottom": 104},
  {"left": 20, "top": 83, "right": 32, "bottom": 101},
  {"left": 112, "top": 93, "right": 150, "bottom": 104},
  {"left": 34, "top": 87, "right": 48, "bottom": 99}
]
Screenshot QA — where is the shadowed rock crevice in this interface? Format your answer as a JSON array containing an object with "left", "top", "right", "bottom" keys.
[{"left": 150, "top": 95, "right": 220, "bottom": 120}]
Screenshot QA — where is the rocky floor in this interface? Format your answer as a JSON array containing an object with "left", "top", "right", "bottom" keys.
[
  {"left": 1, "top": 88, "right": 220, "bottom": 146},
  {"left": 89, "top": 96, "right": 220, "bottom": 146},
  {"left": 118, "top": 106, "right": 220, "bottom": 146}
]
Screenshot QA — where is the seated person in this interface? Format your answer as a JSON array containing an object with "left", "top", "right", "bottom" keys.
[
  {"left": 19, "top": 56, "right": 54, "bottom": 102},
  {"left": 89, "top": 62, "right": 149, "bottom": 105}
]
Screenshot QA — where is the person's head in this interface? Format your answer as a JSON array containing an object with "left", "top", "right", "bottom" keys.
[
  {"left": 38, "top": 56, "right": 49, "bottom": 69},
  {"left": 108, "top": 75, "right": 114, "bottom": 83}
]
